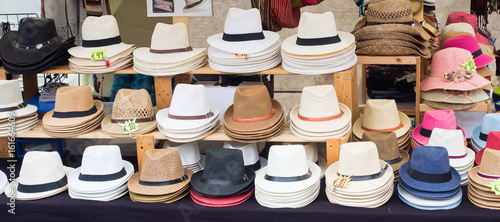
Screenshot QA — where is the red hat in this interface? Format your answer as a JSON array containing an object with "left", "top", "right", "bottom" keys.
[
  {"left": 190, "top": 188, "right": 254, "bottom": 207},
  {"left": 476, "top": 131, "right": 500, "bottom": 165}
]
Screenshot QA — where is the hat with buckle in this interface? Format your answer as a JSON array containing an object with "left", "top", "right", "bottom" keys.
[
  {"left": 413, "top": 110, "right": 466, "bottom": 145},
  {"left": 223, "top": 141, "right": 267, "bottom": 172},
  {"left": 427, "top": 128, "right": 475, "bottom": 169},
  {"left": 472, "top": 113, "right": 500, "bottom": 149},
  {"left": 0, "top": 80, "right": 37, "bottom": 119},
  {"left": 475, "top": 131, "right": 500, "bottom": 165},
  {"left": 362, "top": 131, "right": 409, "bottom": 173}
]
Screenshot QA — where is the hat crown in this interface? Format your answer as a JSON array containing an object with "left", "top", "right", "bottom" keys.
[
  {"left": 82, "top": 15, "right": 121, "bottom": 42},
  {"left": 0, "top": 80, "right": 24, "bottom": 109},
  {"left": 362, "top": 99, "right": 401, "bottom": 130},
  {"left": 168, "top": 84, "right": 212, "bottom": 116},
  {"left": 421, "top": 110, "right": 457, "bottom": 131},
  {"left": 201, "top": 149, "right": 247, "bottom": 181},
  {"left": 80, "top": 145, "right": 124, "bottom": 176},
  {"left": 410, "top": 146, "right": 451, "bottom": 175},
  {"left": 15, "top": 17, "right": 58, "bottom": 46},
  {"left": 365, "top": 0, "right": 414, "bottom": 23},
  {"left": 111, "top": 89, "right": 154, "bottom": 121},
  {"left": 442, "top": 35, "right": 481, "bottom": 54},
  {"left": 233, "top": 85, "right": 273, "bottom": 120},
  {"left": 303, "top": 143, "right": 318, "bottom": 162},
  {"left": 19, "top": 151, "right": 66, "bottom": 185},
  {"left": 478, "top": 149, "right": 500, "bottom": 177},
  {"left": 139, "top": 149, "right": 185, "bottom": 182},
  {"left": 485, "top": 131, "right": 500, "bottom": 150},
  {"left": 427, "top": 129, "right": 466, "bottom": 157},
  {"left": 338, "top": 142, "right": 382, "bottom": 176},
  {"left": 479, "top": 113, "right": 500, "bottom": 135},
  {"left": 54, "top": 86, "right": 95, "bottom": 112},
  {"left": 447, "top": 12, "right": 477, "bottom": 30},
  {"left": 430, "top": 47, "right": 474, "bottom": 76},
  {"left": 223, "top": 141, "right": 259, "bottom": 166},
  {"left": 362, "top": 131, "right": 400, "bottom": 160},
  {"left": 298, "top": 85, "right": 341, "bottom": 118},
  {"left": 163, "top": 141, "right": 201, "bottom": 165},
  {"left": 441, "top": 23, "right": 475, "bottom": 36},
  {"left": 150, "top": 22, "right": 190, "bottom": 51},
  {"left": 297, "top": 12, "right": 339, "bottom": 39},
  {"left": 410, "top": 0, "right": 423, "bottom": 22},
  {"left": 267, "top": 145, "right": 309, "bottom": 177},
  {"left": 223, "top": 8, "right": 262, "bottom": 35}
]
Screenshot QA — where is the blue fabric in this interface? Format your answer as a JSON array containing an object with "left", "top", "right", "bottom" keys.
[{"left": 110, "top": 74, "right": 157, "bottom": 106}]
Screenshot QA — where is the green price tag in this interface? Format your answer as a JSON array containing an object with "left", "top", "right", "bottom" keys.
[
  {"left": 118, "top": 118, "right": 140, "bottom": 137},
  {"left": 461, "top": 57, "right": 477, "bottom": 71},
  {"left": 486, "top": 179, "right": 500, "bottom": 195},
  {"left": 91, "top": 49, "right": 107, "bottom": 61}
]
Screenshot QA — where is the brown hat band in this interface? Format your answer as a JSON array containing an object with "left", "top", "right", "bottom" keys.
[
  {"left": 110, "top": 116, "right": 156, "bottom": 124},
  {"left": 149, "top": 46, "right": 193, "bottom": 54},
  {"left": 298, "top": 110, "right": 344, "bottom": 122},
  {"left": 168, "top": 111, "right": 214, "bottom": 120},
  {"left": 232, "top": 108, "right": 276, "bottom": 123},
  {"left": 361, "top": 122, "right": 403, "bottom": 132}
]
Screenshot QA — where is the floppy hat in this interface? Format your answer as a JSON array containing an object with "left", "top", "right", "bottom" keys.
[
  {"left": 128, "top": 149, "right": 193, "bottom": 196},
  {"left": 6, "top": 151, "right": 73, "bottom": 200},
  {"left": 412, "top": 110, "right": 466, "bottom": 145},
  {"left": 420, "top": 88, "right": 489, "bottom": 104},
  {"left": 183, "top": 0, "right": 208, "bottom": 13},
  {"left": 101, "top": 89, "right": 157, "bottom": 137},
  {"left": 361, "top": 131, "right": 409, "bottom": 172},
  {"left": 472, "top": 113, "right": 500, "bottom": 149},
  {"left": 163, "top": 141, "right": 204, "bottom": 171},
  {"left": 475, "top": 131, "right": 500, "bottom": 165},
  {"left": 68, "top": 15, "right": 134, "bottom": 59},
  {"left": 223, "top": 141, "right": 267, "bottom": 172},
  {"left": 427, "top": 128, "right": 475, "bottom": 168},
  {"left": 281, "top": 11, "right": 355, "bottom": 56},
  {"left": 207, "top": 8, "right": 280, "bottom": 54},
  {"left": 191, "top": 148, "right": 255, "bottom": 197},
  {"left": 68, "top": 145, "right": 134, "bottom": 194},
  {"left": 441, "top": 23, "right": 475, "bottom": 36},
  {"left": 441, "top": 35, "right": 495, "bottom": 69},
  {"left": 0, "top": 80, "right": 37, "bottom": 119},
  {"left": 421, "top": 100, "right": 480, "bottom": 111},
  {"left": 353, "top": 99, "right": 411, "bottom": 139},
  {"left": 420, "top": 48, "right": 490, "bottom": 92}
]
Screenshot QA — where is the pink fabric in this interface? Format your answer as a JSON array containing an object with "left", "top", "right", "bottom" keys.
[
  {"left": 476, "top": 32, "right": 492, "bottom": 46},
  {"left": 442, "top": 35, "right": 495, "bottom": 68},
  {"left": 412, "top": 110, "right": 466, "bottom": 145},
  {"left": 190, "top": 188, "right": 254, "bottom": 207},
  {"left": 447, "top": 12, "right": 478, "bottom": 31},
  {"left": 475, "top": 131, "right": 500, "bottom": 165},
  {"left": 420, "top": 48, "right": 491, "bottom": 91}
]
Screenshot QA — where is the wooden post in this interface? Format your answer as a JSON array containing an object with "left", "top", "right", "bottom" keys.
[
  {"left": 326, "top": 135, "right": 348, "bottom": 167},
  {"left": 154, "top": 76, "right": 173, "bottom": 109},
  {"left": 333, "top": 66, "right": 357, "bottom": 123},
  {"left": 361, "top": 64, "right": 367, "bottom": 104},
  {"left": 175, "top": 74, "right": 192, "bottom": 85},
  {"left": 136, "top": 135, "right": 155, "bottom": 171}
]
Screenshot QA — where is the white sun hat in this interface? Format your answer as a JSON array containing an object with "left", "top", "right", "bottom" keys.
[{"left": 427, "top": 128, "right": 475, "bottom": 169}]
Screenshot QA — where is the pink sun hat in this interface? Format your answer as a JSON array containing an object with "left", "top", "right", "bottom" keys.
[
  {"left": 190, "top": 188, "right": 254, "bottom": 207},
  {"left": 412, "top": 110, "right": 466, "bottom": 145},
  {"left": 475, "top": 131, "right": 500, "bottom": 165},
  {"left": 441, "top": 35, "right": 495, "bottom": 69},
  {"left": 420, "top": 48, "right": 491, "bottom": 91},
  {"left": 446, "top": 11, "right": 491, "bottom": 46}
]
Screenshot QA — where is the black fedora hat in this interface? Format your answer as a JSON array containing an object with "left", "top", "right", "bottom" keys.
[
  {"left": 0, "top": 17, "right": 74, "bottom": 65},
  {"left": 191, "top": 148, "right": 255, "bottom": 197}
]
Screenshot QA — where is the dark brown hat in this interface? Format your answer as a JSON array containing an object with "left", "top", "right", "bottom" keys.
[{"left": 362, "top": 131, "right": 410, "bottom": 172}]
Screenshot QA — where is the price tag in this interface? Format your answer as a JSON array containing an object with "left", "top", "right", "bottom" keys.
[
  {"left": 234, "top": 53, "right": 250, "bottom": 58},
  {"left": 91, "top": 49, "right": 107, "bottom": 61},
  {"left": 486, "top": 179, "right": 500, "bottom": 195},
  {"left": 118, "top": 118, "right": 140, "bottom": 137},
  {"left": 332, "top": 175, "right": 351, "bottom": 192}
]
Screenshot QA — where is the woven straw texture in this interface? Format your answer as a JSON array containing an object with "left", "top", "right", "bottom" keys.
[
  {"left": 365, "top": 0, "right": 414, "bottom": 23},
  {"left": 111, "top": 89, "right": 154, "bottom": 120}
]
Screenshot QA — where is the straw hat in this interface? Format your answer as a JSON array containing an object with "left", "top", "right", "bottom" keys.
[
  {"left": 427, "top": 128, "right": 475, "bottom": 168},
  {"left": 446, "top": 11, "right": 492, "bottom": 46},
  {"left": 468, "top": 149, "right": 500, "bottom": 192},
  {"left": 223, "top": 141, "right": 267, "bottom": 172},
  {"left": 101, "top": 89, "right": 157, "bottom": 137},
  {"left": 0, "top": 80, "right": 37, "bottom": 119},
  {"left": 410, "top": 0, "right": 438, "bottom": 37},
  {"left": 356, "top": 39, "right": 431, "bottom": 57},
  {"left": 353, "top": 99, "right": 411, "bottom": 139},
  {"left": 412, "top": 110, "right": 466, "bottom": 145},
  {"left": 361, "top": 131, "right": 409, "bottom": 172},
  {"left": 128, "top": 149, "right": 193, "bottom": 196},
  {"left": 442, "top": 35, "right": 495, "bottom": 69},
  {"left": 471, "top": 113, "right": 500, "bottom": 149},
  {"left": 421, "top": 100, "right": 480, "bottom": 111},
  {"left": 281, "top": 12, "right": 355, "bottom": 56},
  {"left": 475, "top": 131, "right": 500, "bottom": 165},
  {"left": 441, "top": 23, "right": 475, "bottom": 36},
  {"left": 68, "top": 15, "right": 134, "bottom": 59},
  {"left": 420, "top": 88, "right": 489, "bottom": 104}
]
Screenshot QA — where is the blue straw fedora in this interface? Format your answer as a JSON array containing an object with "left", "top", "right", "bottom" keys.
[
  {"left": 399, "top": 146, "right": 461, "bottom": 193},
  {"left": 471, "top": 113, "right": 500, "bottom": 149}
]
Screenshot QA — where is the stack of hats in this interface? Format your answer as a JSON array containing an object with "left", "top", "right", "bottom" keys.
[
  {"left": 427, "top": 129, "right": 475, "bottom": 185},
  {"left": 423, "top": 0, "right": 435, "bottom": 15},
  {"left": 4, "top": 151, "right": 73, "bottom": 200},
  {"left": 446, "top": 12, "right": 492, "bottom": 46},
  {"left": 353, "top": 99, "right": 412, "bottom": 152},
  {"left": 68, "top": 145, "right": 134, "bottom": 201},
  {"left": 410, "top": 0, "right": 439, "bottom": 50},
  {"left": 362, "top": 132, "right": 410, "bottom": 181},
  {"left": 281, "top": 12, "right": 357, "bottom": 75},
  {"left": 412, "top": 110, "right": 466, "bottom": 148},
  {"left": 207, "top": 8, "right": 281, "bottom": 73},
  {"left": 133, "top": 22, "right": 206, "bottom": 76},
  {"left": 366, "top": 66, "right": 416, "bottom": 102},
  {"left": 325, "top": 142, "right": 394, "bottom": 208},
  {"left": 0, "top": 17, "right": 75, "bottom": 74},
  {"left": 163, "top": 141, "right": 204, "bottom": 173},
  {"left": 352, "top": 0, "right": 432, "bottom": 59},
  {"left": 471, "top": 113, "right": 500, "bottom": 152},
  {"left": 289, "top": 85, "right": 351, "bottom": 141},
  {"left": 223, "top": 141, "right": 267, "bottom": 172},
  {"left": 0, "top": 170, "right": 6, "bottom": 194},
  {"left": 68, "top": 15, "right": 135, "bottom": 74},
  {"left": 128, "top": 149, "right": 193, "bottom": 203},
  {"left": 420, "top": 48, "right": 490, "bottom": 110},
  {"left": 475, "top": 131, "right": 500, "bottom": 166},
  {"left": 223, "top": 85, "right": 284, "bottom": 143},
  {"left": 43, "top": 86, "right": 104, "bottom": 137},
  {"left": 283, "top": 142, "right": 327, "bottom": 178},
  {"left": 156, "top": 84, "right": 220, "bottom": 142},
  {"left": 468, "top": 148, "right": 500, "bottom": 210},
  {"left": 0, "top": 80, "right": 38, "bottom": 137},
  {"left": 101, "top": 89, "right": 157, "bottom": 138},
  {"left": 190, "top": 149, "right": 255, "bottom": 207},
  {"left": 398, "top": 146, "right": 462, "bottom": 210},
  {"left": 255, "top": 145, "right": 321, "bottom": 208},
  {"left": 439, "top": 24, "right": 475, "bottom": 48}
]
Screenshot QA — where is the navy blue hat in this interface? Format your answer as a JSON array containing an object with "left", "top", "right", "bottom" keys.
[
  {"left": 399, "top": 146, "right": 460, "bottom": 193},
  {"left": 398, "top": 177, "right": 460, "bottom": 200}
]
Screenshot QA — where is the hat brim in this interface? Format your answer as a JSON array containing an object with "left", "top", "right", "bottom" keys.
[
  {"left": 399, "top": 161, "right": 461, "bottom": 193},
  {"left": 420, "top": 74, "right": 491, "bottom": 92},
  {"left": 133, "top": 54, "right": 206, "bottom": 69},
  {"left": 352, "top": 111, "right": 411, "bottom": 139},
  {"left": 209, "top": 41, "right": 281, "bottom": 59},
  {"left": 223, "top": 99, "right": 283, "bottom": 133},
  {"left": 474, "top": 53, "right": 496, "bottom": 69},
  {"left": 289, "top": 103, "right": 351, "bottom": 133},
  {"left": 0, "top": 104, "right": 37, "bottom": 119},
  {"left": 68, "top": 42, "right": 135, "bottom": 59},
  {"left": 282, "top": 54, "right": 358, "bottom": 75},
  {"left": 133, "top": 47, "right": 206, "bottom": 64},
  {"left": 355, "top": 31, "right": 429, "bottom": 46},
  {"left": 209, "top": 57, "right": 281, "bottom": 74},
  {"left": 389, "top": 150, "right": 410, "bottom": 172},
  {"left": 2, "top": 52, "right": 71, "bottom": 75},
  {"left": 134, "top": 59, "right": 207, "bottom": 76},
  {"left": 101, "top": 115, "right": 157, "bottom": 138},
  {"left": 190, "top": 188, "right": 254, "bottom": 207},
  {"left": 326, "top": 185, "right": 393, "bottom": 208},
  {"left": 9, "top": 166, "right": 74, "bottom": 200},
  {"left": 159, "top": 120, "right": 220, "bottom": 143},
  {"left": 207, "top": 31, "right": 280, "bottom": 54},
  {"left": 398, "top": 185, "right": 462, "bottom": 210},
  {"left": 468, "top": 191, "right": 500, "bottom": 210},
  {"left": 43, "top": 100, "right": 104, "bottom": 127},
  {"left": 477, "top": 66, "right": 495, "bottom": 78},
  {"left": 352, "top": 18, "right": 431, "bottom": 41},
  {"left": 421, "top": 100, "right": 479, "bottom": 111},
  {"left": 68, "top": 160, "right": 134, "bottom": 193},
  {"left": 255, "top": 161, "right": 321, "bottom": 194},
  {"left": 156, "top": 106, "right": 220, "bottom": 131},
  {"left": 356, "top": 39, "right": 431, "bottom": 57},
  {"left": 69, "top": 59, "right": 133, "bottom": 74},
  {"left": 355, "top": 45, "right": 431, "bottom": 58},
  {"left": 423, "top": 17, "right": 439, "bottom": 36},
  {"left": 398, "top": 177, "right": 461, "bottom": 199},
  {"left": 449, "top": 148, "right": 475, "bottom": 168},
  {"left": 289, "top": 123, "right": 351, "bottom": 141},
  {"left": 190, "top": 167, "right": 256, "bottom": 197},
  {"left": 68, "top": 47, "right": 134, "bottom": 66},
  {"left": 412, "top": 124, "right": 466, "bottom": 145},
  {"left": 281, "top": 31, "right": 355, "bottom": 56},
  {"left": 69, "top": 188, "right": 128, "bottom": 202},
  {"left": 127, "top": 168, "right": 194, "bottom": 196},
  {"left": 420, "top": 89, "right": 489, "bottom": 104},
  {"left": 129, "top": 185, "right": 191, "bottom": 203},
  {"left": 182, "top": 0, "right": 209, "bottom": 13}
]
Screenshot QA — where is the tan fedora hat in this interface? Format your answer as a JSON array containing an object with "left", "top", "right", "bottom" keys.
[
  {"left": 129, "top": 183, "right": 190, "bottom": 203},
  {"left": 361, "top": 131, "right": 409, "bottom": 173},
  {"left": 101, "top": 89, "right": 157, "bottom": 137},
  {"left": 353, "top": 99, "right": 411, "bottom": 139},
  {"left": 468, "top": 149, "right": 500, "bottom": 189}
]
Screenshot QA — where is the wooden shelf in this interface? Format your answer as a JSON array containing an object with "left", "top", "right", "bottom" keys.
[{"left": 357, "top": 55, "right": 420, "bottom": 65}]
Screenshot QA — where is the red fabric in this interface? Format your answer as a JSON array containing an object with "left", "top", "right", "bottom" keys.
[
  {"left": 190, "top": 188, "right": 254, "bottom": 207},
  {"left": 270, "top": 0, "right": 301, "bottom": 28},
  {"left": 447, "top": 12, "right": 478, "bottom": 31},
  {"left": 476, "top": 131, "right": 500, "bottom": 165}
]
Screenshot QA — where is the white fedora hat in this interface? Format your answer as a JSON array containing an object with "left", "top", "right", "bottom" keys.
[
  {"left": 289, "top": 85, "right": 351, "bottom": 134},
  {"left": 6, "top": 151, "right": 73, "bottom": 200},
  {"left": 69, "top": 185, "right": 128, "bottom": 202},
  {"left": 68, "top": 47, "right": 134, "bottom": 67},
  {"left": 283, "top": 142, "right": 327, "bottom": 178},
  {"left": 353, "top": 99, "right": 411, "bottom": 138},
  {"left": 207, "top": 8, "right": 280, "bottom": 54},
  {"left": 0, "top": 80, "right": 37, "bottom": 119},
  {"left": 223, "top": 141, "right": 267, "bottom": 172},
  {"left": 156, "top": 84, "right": 219, "bottom": 131},
  {"left": 163, "top": 141, "right": 204, "bottom": 168},
  {"left": 0, "top": 170, "right": 7, "bottom": 194},
  {"left": 133, "top": 22, "right": 206, "bottom": 67},
  {"left": 68, "top": 15, "right": 134, "bottom": 59},
  {"left": 281, "top": 12, "right": 355, "bottom": 56},
  {"left": 68, "top": 145, "right": 134, "bottom": 194},
  {"left": 427, "top": 128, "right": 475, "bottom": 168},
  {"left": 255, "top": 145, "right": 320, "bottom": 194}
]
